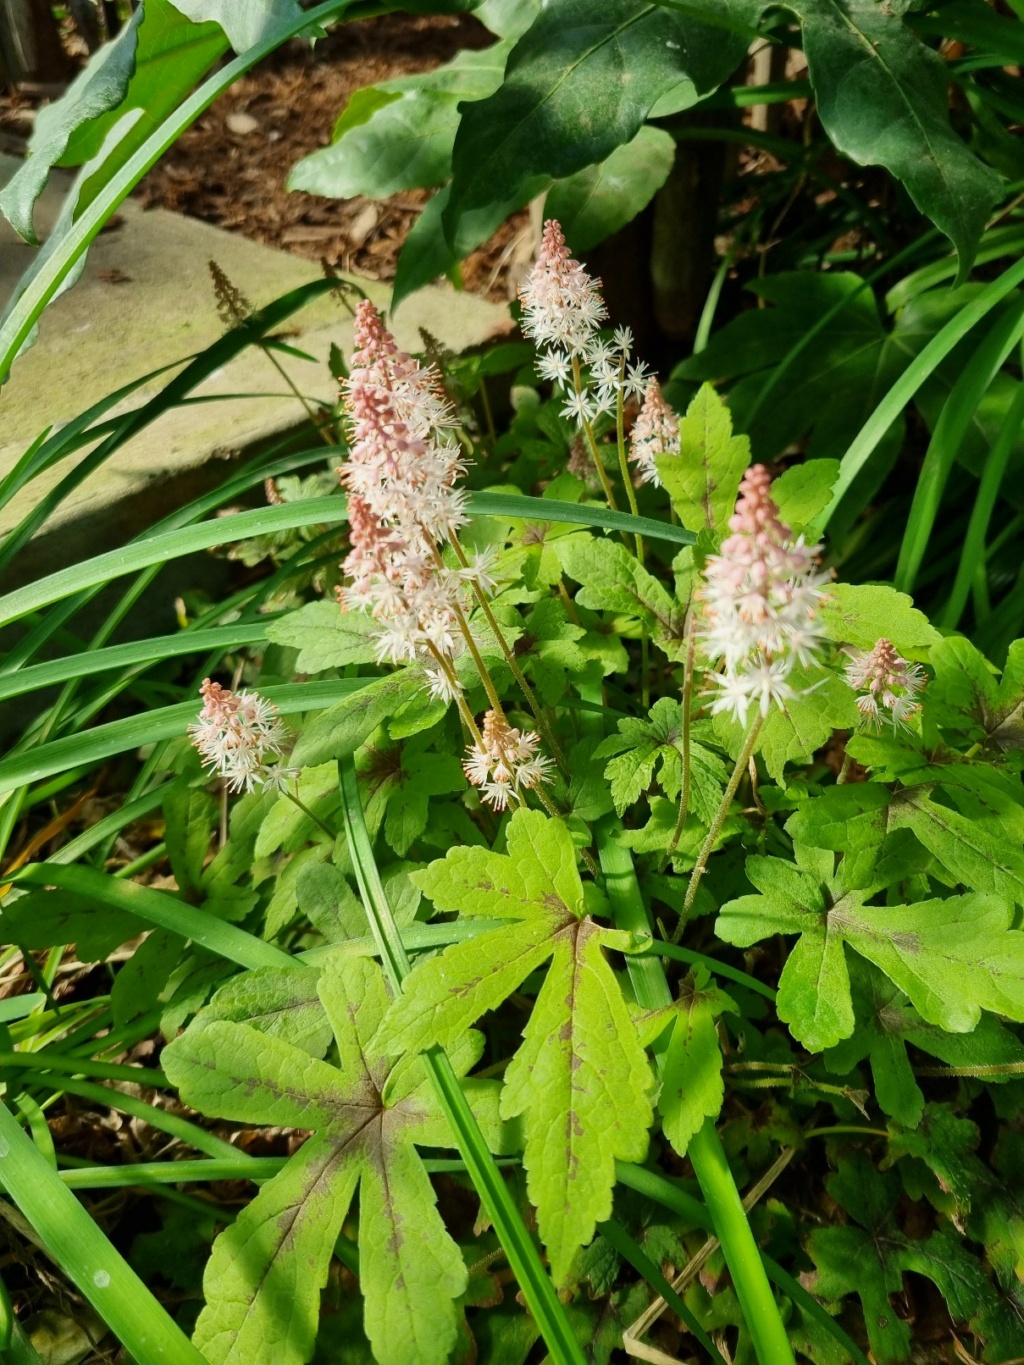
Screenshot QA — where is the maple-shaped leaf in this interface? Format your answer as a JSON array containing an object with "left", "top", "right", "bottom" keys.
[
  {"left": 718, "top": 853, "right": 1024, "bottom": 1051},
  {"left": 505, "top": 597, "right": 587, "bottom": 705},
  {"left": 884, "top": 1102, "right": 985, "bottom": 1223},
  {"left": 357, "top": 728, "right": 466, "bottom": 857},
  {"left": 378, "top": 809, "right": 655, "bottom": 1283},
  {"left": 163, "top": 954, "right": 502, "bottom": 1365},
  {"left": 649, "top": 966, "right": 737, "bottom": 1156},
  {"left": 887, "top": 785, "right": 1024, "bottom": 906},
  {"left": 555, "top": 536, "right": 688, "bottom": 661},
  {"left": 927, "top": 635, "right": 1024, "bottom": 752},
  {"left": 824, "top": 957, "right": 1024, "bottom": 1128},
  {"left": 807, "top": 1153, "right": 1016, "bottom": 1365},
  {"left": 594, "top": 700, "right": 727, "bottom": 821},
  {"left": 655, "top": 382, "right": 749, "bottom": 535}
]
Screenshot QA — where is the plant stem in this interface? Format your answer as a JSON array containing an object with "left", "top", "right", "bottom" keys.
[
  {"left": 447, "top": 531, "right": 568, "bottom": 775},
  {"left": 686, "top": 1121, "right": 796, "bottom": 1364},
  {"left": 613, "top": 381, "right": 650, "bottom": 707},
  {"left": 283, "top": 788, "right": 335, "bottom": 840},
  {"left": 571, "top": 358, "right": 618, "bottom": 510},
  {"left": 673, "top": 713, "right": 763, "bottom": 941},
  {"left": 595, "top": 814, "right": 794, "bottom": 1365},
  {"left": 661, "top": 611, "right": 697, "bottom": 871}
]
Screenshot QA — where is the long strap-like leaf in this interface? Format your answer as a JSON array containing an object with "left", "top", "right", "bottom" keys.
[{"left": 0, "top": 1100, "right": 206, "bottom": 1363}]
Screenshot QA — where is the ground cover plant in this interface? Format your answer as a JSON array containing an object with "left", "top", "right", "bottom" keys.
[{"left": 3, "top": 2, "right": 1024, "bottom": 1364}]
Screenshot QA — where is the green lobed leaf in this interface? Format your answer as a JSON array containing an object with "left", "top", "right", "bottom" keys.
[
  {"left": 820, "top": 582, "right": 942, "bottom": 658},
  {"left": 888, "top": 786, "right": 1024, "bottom": 904},
  {"left": 265, "top": 602, "right": 382, "bottom": 673},
  {"left": 769, "top": 459, "right": 840, "bottom": 534},
  {"left": 555, "top": 536, "right": 687, "bottom": 658},
  {"left": 656, "top": 382, "right": 750, "bottom": 535},
  {"left": 163, "top": 954, "right": 494, "bottom": 1365},
  {"left": 719, "top": 854, "right": 1024, "bottom": 1050},
  {"left": 927, "top": 635, "right": 1024, "bottom": 751},
  {"left": 380, "top": 810, "right": 654, "bottom": 1282}
]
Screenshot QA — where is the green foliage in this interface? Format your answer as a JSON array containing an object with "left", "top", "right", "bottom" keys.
[
  {"left": 657, "top": 382, "right": 750, "bottom": 536},
  {"left": 163, "top": 954, "right": 499, "bottom": 1364},
  {"left": 380, "top": 810, "right": 654, "bottom": 1282}
]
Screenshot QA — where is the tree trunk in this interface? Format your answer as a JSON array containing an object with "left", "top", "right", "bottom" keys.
[{"left": 0, "top": 0, "right": 70, "bottom": 86}]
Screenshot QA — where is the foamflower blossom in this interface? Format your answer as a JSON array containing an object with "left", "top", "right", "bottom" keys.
[
  {"left": 336, "top": 301, "right": 491, "bottom": 695},
  {"left": 188, "top": 679, "right": 288, "bottom": 793},
  {"left": 845, "top": 638, "right": 925, "bottom": 729},
  {"left": 699, "top": 464, "right": 830, "bottom": 724},
  {"left": 463, "top": 710, "right": 554, "bottom": 811},
  {"left": 519, "top": 220, "right": 608, "bottom": 358},
  {"left": 629, "top": 379, "right": 680, "bottom": 487}
]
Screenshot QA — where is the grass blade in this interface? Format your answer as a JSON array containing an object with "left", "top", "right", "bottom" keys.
[
  {"left": 941, "top": 376, "right": 1024, "bottom": 628},
  {"left": 0, "top": 494, "right": 688, "bottom": 628},
  {"left": 0, "top": 678, "right": 368, "bottom": 795},
  {"left": 818, "top": 254, "right": 1024, "bottom": 532},
  {"left": 894, "top": 295, "right": 1024, "bottom": 595},
  {"left": 0, "top": 1099, "right": 207, "bottom": 1362},
  {"left": 337, "top": 757, "right": 587, "bottom": 1365},
  {"left": 8, "top": 863, "right": 291, "bottom": 971},
  {"left": 599, "top": 1217, "right": 727, "bottom": 1364},
  {"left": 0, "top": 622, "right": 277, "bottom": 702}
]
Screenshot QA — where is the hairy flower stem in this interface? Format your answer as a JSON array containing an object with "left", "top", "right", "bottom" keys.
[
  {"left": 571, "top": 357, "right": 618, "bottom": 510},
  {"left": 282, "top": 789, "right": 335, "bottom": 841},
  {"left": 836, "top": 752, "right": 854, "bottom": 785},
  {"left": 673, "top": 714, "right": 764, "bottom": 942},
  {"left": 424, "top": 642, "right": 484, "bottom": 745},
  {"left": 660, "top": 611, "right": 697, "bottom": 873},
  {"left": 448, "top": 531, "right": 569, "bottom": 776},
  {"left": 614, "top": 380, "right": 650, "bottom": 708}
]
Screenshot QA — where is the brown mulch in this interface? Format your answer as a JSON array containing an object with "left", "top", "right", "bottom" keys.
[
  {"left": 0, "top": 13, "right": 532, "bottom": 300},
  {"left": 135, "top": 12, "right": 532, "bottom": 299}
]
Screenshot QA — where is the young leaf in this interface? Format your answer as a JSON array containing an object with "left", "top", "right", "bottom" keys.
[
  {"left": 379, "top": 809, "right": 654, "bottom": 1282},
  {"left": 769, "top": 459, "right": 840, "bottom": 533},
  {"left": 162, "top": 953, "right": 498, "bottom": 1365},
  {"left": 595, "top": 700, "right": 726, "bottom": 822},
  {"left": 658, "top": 968, "right": 737, "bottom": 1156},
  {"left": 819, "top": 583, "right": 941, "bottom": 656},
  {"left": 656, "top": 382, "right": 750, "bottom": 535},
  {"left": 265, "top": 602, "right": 382, "bottom": 673},
  {"left": 555, "top": 536, "right": 687, "bottom": 659}
]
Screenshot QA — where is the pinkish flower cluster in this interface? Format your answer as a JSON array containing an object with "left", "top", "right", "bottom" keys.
[
  {"left": 629, "top": 379, "right": 680, "bottom": 487},
  {"left": 338, "top": 301, "right": 494, "bottom": 702},
  {"left": 700, "top": 465, "right": 830, "bottom": 724},
  {"left": 188, "top": 679, "right": 290, "bottom": 793},
  {"left": 463, "top": 710, "right": 554, "bottom": 811},
  {"left": 522, "top": 221, "right": 650, "bottom": 426},
  {"left": 845, "top": 638, "right": 925, "bottom": 729}
]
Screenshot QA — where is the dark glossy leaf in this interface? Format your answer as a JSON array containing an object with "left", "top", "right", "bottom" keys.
[{"left": 445, "top": 0, "right": 746, "bottom": 234}]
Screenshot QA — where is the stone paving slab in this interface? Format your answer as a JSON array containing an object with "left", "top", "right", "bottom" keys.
[{"left": 0, "top": 152, "right": 513, "bottom": 548}]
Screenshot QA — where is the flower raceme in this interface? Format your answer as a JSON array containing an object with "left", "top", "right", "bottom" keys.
[
  {"left": 629, "top": 378, "right": 680, "bottom": 487},
  {"left": 520, "top": 220, "right": 650, "bottom": 428},
  {"left": 188, "top": 679, "right": 289, "bottom": 793},
  {"left": 463, "top": 711, "right": 554, "bottom": 812},
  {"left": 699, "top": 464, "right": 830, "bottom": 725},
  {"left": 845, "top": 637, "right": 925, "bottom": 729},
  {"left": 336, "top": 300, "right": 493, "bottom": 702}
]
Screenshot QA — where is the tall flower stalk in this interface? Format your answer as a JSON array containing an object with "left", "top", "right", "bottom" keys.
[
  {"left": 673, "top": 465, "right": 830, "bottom": 937},
  {"left": 336, "top": 301, "right": 556, "bottom": 811}
]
